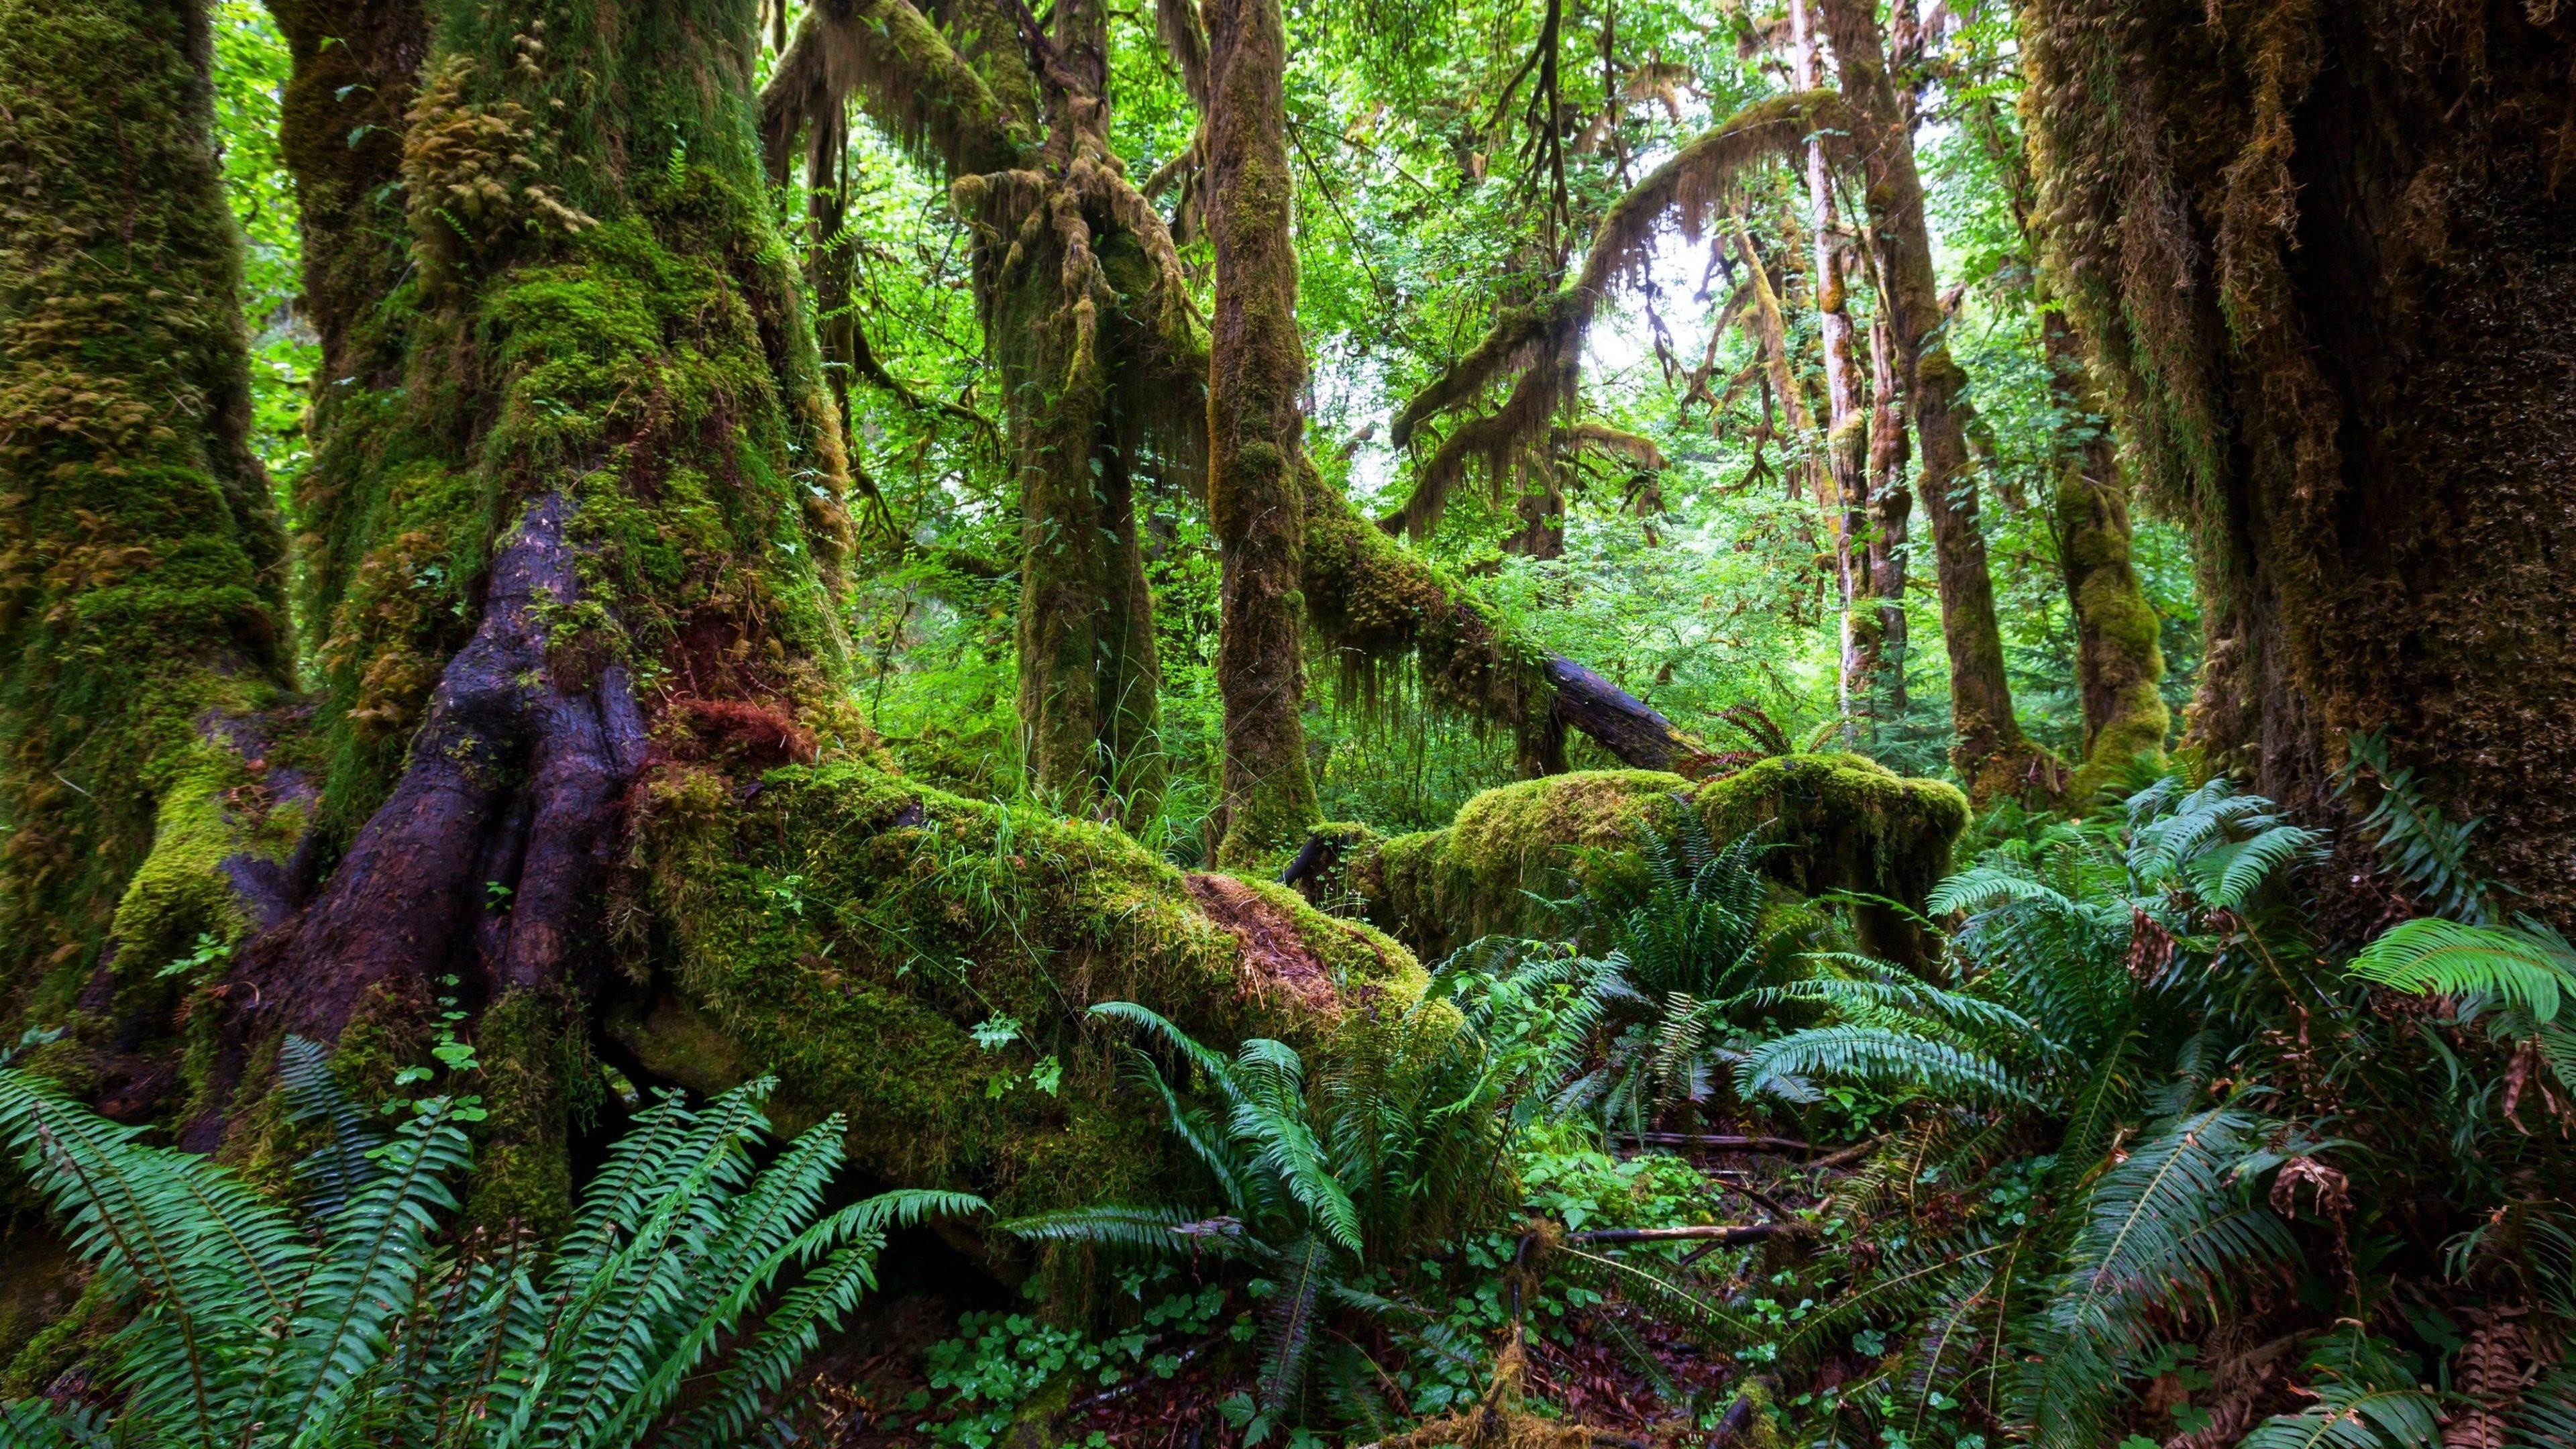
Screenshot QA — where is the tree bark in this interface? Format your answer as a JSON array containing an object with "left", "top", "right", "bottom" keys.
[
  {"left": 1786, "top": 0, "right": 1872, "bottom": 737},
  {"left": 1856, "top": 313, "right": 1912, "bottom": 720},
  {"left": 1818, "top": 0, "right": 2053, "bottom": 804},
  {"left": 2043, "top": 310, "right": 2167, "bottom": 798},
  {"left": 2025, "top": 0, "right": 2576, "bottom": 915},
  {"left": 1201, "top": 0, "right": 1322, "bottom": 863},
  {"left": 1960, "top": 87, "right": 2167, "bottom": 800},
  {"left": 0, "top": 0, "right": 293, "bottom": 1057}
]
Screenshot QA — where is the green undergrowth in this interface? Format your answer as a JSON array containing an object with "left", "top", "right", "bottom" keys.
[
  {"left": 1339, "top": 754, "right": 1968, "bottom": 959},
  {"left": 619, "top": 757, "right": 1422, "bottom": 1220}
]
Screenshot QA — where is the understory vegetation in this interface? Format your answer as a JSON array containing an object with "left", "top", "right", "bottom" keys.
[{"left": 12, "top": 774, "right": 2572, "bottom": 1444}]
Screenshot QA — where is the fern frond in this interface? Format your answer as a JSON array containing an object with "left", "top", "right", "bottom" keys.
[
  {"left": 2234, "top": 1386, "right": 2441, "bottom": 1448},
  {"left": 1000, "top": 1203, "right": 1227, "bottom": 1257},
  {"left": 2512, "top": 1362, "right": 2576, "bottom": 1448},
  {"left": 2196, "top": 823, "right": 2324, "bottom": 908},
  {"left": 1737, "top": 1026, "right": 2026, "bottom": 1107},
  {"left": 266, "top": 1096, "right": 472, "bottom": 1446},
  {"left": 1090, "top": 1001, "right": 1240, "bottom": 1099},
  {"left": 2019, "top": 1107, "right": 2295, "bottom": 1444},
  {"left": 1929, "top": 867, "right": 2070, "bottom": 916},
  {"left": 655, "top": 1244, "right": 879, "bottom": 1449},
  {"left": 0, "top": 1065, "right": 301, "bottom": 1442},
  {"left": 1554, "top": 1246, "right": 1756, "bottom": 1344},
  {"left": 2348, "top": 916, "right": 2576, "bottom": 1022},
  {"left": 1256, "top": 1234, "right": 1331, "bottom": 1413},
  {"left": 279, "top": 1034, "right": 388, "bottom": 1221}
]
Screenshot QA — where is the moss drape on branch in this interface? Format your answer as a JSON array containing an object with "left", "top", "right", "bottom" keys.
[{"left": 1386, "top": 91, "right": 1848, "bottom": 539}]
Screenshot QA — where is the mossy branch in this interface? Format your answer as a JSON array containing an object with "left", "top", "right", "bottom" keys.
[
  {"left": 759, "top": 0, "right": 1030, "bottom": 186},
  {"left": 1385, "top": 91, "right": 1845, "bottom": 539}
]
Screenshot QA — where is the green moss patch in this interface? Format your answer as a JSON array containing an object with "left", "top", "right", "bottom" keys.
[
  {"left": 1346, "top": 754, "right": 1969, "bottom": 961},
  {"left": 618, "top": 759, "right": 1422, "bottom": 1218}
]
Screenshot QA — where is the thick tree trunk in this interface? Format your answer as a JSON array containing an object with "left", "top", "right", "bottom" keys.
[
  {"left": 228, "top": 0, "right": 870, "bottom": 1223},
  {"left": 1202, "top": 0, "right": 1322, "bottom": 863},
  {"left": 2025, "top": 0, "right": 2576, "bottom": 913},
  {"left": 0, "top": 0, "right": 294, "bottom": 1065},
  {"left": 1819, "top": 0, "right": 2053, "bottom": 803}
]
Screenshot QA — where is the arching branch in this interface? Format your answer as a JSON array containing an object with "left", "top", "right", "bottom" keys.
[
  {"left": 758, "top": 0, "right": 1030, "bottom": 186},
  {"left": 1385, "top": 91, "right": 1848, "bottom": 538}
]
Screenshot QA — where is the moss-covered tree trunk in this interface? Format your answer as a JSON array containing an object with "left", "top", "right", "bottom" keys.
[
  {"left": 2026, "top": 0, "right": 2576, "bottom": 914},
  {"left": 0, "top": 0, "right": 294, "bottom": 1085},
  {"left": 1819, "top": 0, "right": 2053, "bottom": 804},
  {"left": 769, "top": 0, "right": 1189, "bottom": 828},
  {"left": 0, "top": 0, "right": 1411, "bottom": 1239},
  {"left": 235, "top": 0, "right": 875, "bottom": 1224},
  {"left": 2043, "top": 311, "right": 2167, "bottom": 798},
  {"left": 1857, "top": 313, "right": 1912, "bottom": 720},
  {"left": 1786, "top": 0, "right": 1874, "bottom": 737},
  {"left": 972, "top": 0, "right": 1187, "bottom": 827},
  {"left": 1201, "top": 0, "right": 1322, "bottom": 863}
]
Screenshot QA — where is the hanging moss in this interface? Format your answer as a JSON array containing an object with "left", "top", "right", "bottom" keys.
[
  {"left": 616, "top": 757, "right": 1420, "bottom": 1218},
  {"left": 1335, "top": 754, "right": 1967, "bottom": 962}
]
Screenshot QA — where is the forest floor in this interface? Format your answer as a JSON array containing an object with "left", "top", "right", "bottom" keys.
[{"left": 793, "top": 1140, "right": 1839, "bottom": 1448}]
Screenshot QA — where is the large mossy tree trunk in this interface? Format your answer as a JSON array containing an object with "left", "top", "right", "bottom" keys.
[
  {"left": 2025, "top": 0, "right": 2576, "bottom": 912},
  {"left": 1819, "top": 0, "right": 2055, "bottom": 804},
  {"left": 1201, "top": 0, "right": 1322, "bottom": 864},
  {"left": 0, "top": 0, "right": 294, "bottom": 1092},
  {"left": 0, "top": 0, "right": 1409, "bottom": 1235},
  {"left": 247, "top": 0, "right": 870, "bottom": 1223}
]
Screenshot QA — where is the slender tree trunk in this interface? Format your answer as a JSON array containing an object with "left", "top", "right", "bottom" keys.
[
  {"left": 1960, "top": 85, "right": 2167, "bottom": 798},
  {"left": 1861, "top": 313, "right": 1911, "bottom": 718},
  {"left": 1786, "top": 0, "right": 1872, "bottom": 737},
  {"left": 1819, "top": 0, "right": 2052, "bottom": 802},
  {"left": 977, "top": 0, "right": 1177, "bottom": 826},
  {"left": 1202, "top": 0, "right": 1321, "bottom": 863},
  {"left": 0, "top": 0, "right": 293, "bottom": 1064},
  {"left": 2044, "top": 309, "right": 2167, "bottom": 797}
]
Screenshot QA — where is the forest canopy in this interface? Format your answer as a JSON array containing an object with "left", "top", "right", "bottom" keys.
[{"left": 1, "top": 0, "right": 2572, "bottom": 1444}]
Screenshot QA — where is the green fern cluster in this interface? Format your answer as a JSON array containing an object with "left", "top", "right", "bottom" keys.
[
  {"left": 1497, "top": 800, "right": 1827, "bottom": 1136},
  {"left": 0, "top": 1039, "right": 977, "bottom": 1449},
  {"left": 1724, "top": 777, "right": 2504, "bottom": 1447},
  {"left": 1002, "top": 991, "right": 1525, "bottom": 1440}
]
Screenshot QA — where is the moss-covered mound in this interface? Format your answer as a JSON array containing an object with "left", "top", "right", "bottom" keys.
[
  {"left": 616, "top": 758, "right": 1419, "bottom": 1218},
  {"left": 1339, "top": 753, "right": 1969, "bottom": 962}
]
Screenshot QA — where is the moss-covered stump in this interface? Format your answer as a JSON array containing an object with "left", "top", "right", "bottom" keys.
[
  {"left": 616, "top": 758, "right": 1419, "bottom": 1220},
  {"left": 1326, "top": 754, "right": 1968, "bottom": 964}
]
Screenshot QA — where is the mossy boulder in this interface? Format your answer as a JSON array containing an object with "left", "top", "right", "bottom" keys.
[
  {"left": 1338, "top": 753, "right": 1970, "bottom": 963},
  {"left": 614, "top": 757, "right": 1420, "bottom": 1222}
]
